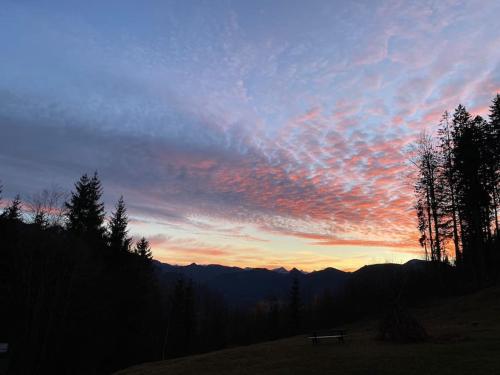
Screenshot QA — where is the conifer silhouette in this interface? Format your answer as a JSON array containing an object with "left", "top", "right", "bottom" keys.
[
  {"left": 109, "top": 196, "right": 131, "bottom": 253},
  {"left": 2, "top": 194, "right": 22, "bottom": 221},
  {"left": 135, "top": 237, "right": 152, "bottom": 260},
  {"left": 65, "top": 172, "right": 106, "bottom": 242}
]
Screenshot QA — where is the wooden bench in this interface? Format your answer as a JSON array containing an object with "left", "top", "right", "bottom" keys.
[{"left": 308, "top": 329, "right": 346, "bottom": 344}]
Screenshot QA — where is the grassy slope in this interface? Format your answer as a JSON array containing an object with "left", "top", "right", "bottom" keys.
[{"left": 116, "top": 287, "right": 500, "bottom": 375}]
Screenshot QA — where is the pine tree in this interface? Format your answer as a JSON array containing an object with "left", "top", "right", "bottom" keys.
[
  {"left": 475, "top": 116, "right": 494, "bottom": 241},
  {"left": 437, "top": 111, "right": 462, "bottom": 264},
  {"left": 2, "top": 194, "right": 23, "bottom": 221},
  {"left": 488, "top": 94, "right": 500, "bottom": 236},
  {"left": 289, "top": 276, "right": 301, "bottom": 334},
  {"left": 489, "top": 94, "right": 500, "bottom": 158},
  {"left": 65, "top": 172, "right": 106, "bottom": 241},
  {"left": 108, "top": 196, "right": 131, "bottom": 253},
  {"left": 410, "top": 96, "right": 500, "bottom": 279},
  {"left": 134, "top": 237, "right": 152, "bottom": 260},
  {"left": 452, "top": 107, "right": 490, "bottom": 277}
]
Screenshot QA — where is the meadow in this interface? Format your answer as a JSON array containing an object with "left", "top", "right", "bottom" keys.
[{"left": 116, "top": 286, "right": 500, "bottom": 375}]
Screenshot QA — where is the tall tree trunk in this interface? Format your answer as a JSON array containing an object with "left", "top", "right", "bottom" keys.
[
  {"left": 493, "top": 186, "right": 499, "bottom": 236},
  {"left": 442, "top": 112, "right": 461, "bottom": 263},
  {"left": 450, "top": 189, "right": 461, "bottom": 264},
  {"left": 427, "top": 161, "right": 441, "bottom": 261},
  {"left": 425, "top": 187, "right": 435, "bottom": 260}
]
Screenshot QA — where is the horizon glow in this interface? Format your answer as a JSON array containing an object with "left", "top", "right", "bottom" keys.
[{"left": 1, "top": 0, "right": 500, "bottom": 271}]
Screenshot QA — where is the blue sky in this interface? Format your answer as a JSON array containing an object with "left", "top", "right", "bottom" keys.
[{"left": 1, "top": 0, "right": 500, "bottom": 270}]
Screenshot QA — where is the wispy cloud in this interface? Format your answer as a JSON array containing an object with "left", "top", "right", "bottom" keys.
[{"left": 1, "top": 0, "right": 499, "bottom": 270}]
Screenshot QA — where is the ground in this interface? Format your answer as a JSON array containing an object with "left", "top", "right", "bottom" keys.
[{"left": 116, "top": 287, "right": 500, "bottom": 375}]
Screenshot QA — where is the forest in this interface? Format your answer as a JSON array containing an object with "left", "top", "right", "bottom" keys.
[
  {"left": 411, "top": 94, "right": 500, "bottom": 283},
  {"left": 0, "top": 94, "right": 499, "bottom": 374}
]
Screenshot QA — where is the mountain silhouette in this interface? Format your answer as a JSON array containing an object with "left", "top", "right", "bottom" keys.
[{"left": 154, "top": 259, "right": 448, "bottom": 307}]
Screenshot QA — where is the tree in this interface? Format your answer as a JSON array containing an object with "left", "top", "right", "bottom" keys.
[
  {"left": 411, "top": 133, "right": 446, "bottom": 262},
  {"left": 437, "top": 111, "right": 462, "bottom": 264},
  {"left": 183, "top": 280, "right": 195, "bottom": 353},
  {"left": 163, "top": 278, "right": 195, "bottom": 358},
  {"left": 289, "top": 275, "right": 301, "bottom": 334},
  {"left": 0, "top": 174, "right": 171, "bottom": 374},
  {"left": 108, "top": 196, "right": 131, "bottom": 253},
  {"left": 2, "top": 194, "right": 23, "bottom": 221},
  {"left": 487, "top": 94, "right": 500, "bottom": 236},
  {"left": 27, "top": 187, "right": 68, "bottom": 228},
  {"left": 33, "top": 210, "right": 49, "bottom": 228},
  {"left": 411, "top": 98, "right": 500, "bottom": 280},
  {"left": 415, "top": 199, "right": 429, "bottom": 260},
  {"left": 451, "top": 108, "right": 490, "bottom": 276},
  {"left": 134, "top": 237, "right": 152, "bottom": 260},
  {"left": 65, "top": 172, "right": 106, "bottom": 242}
]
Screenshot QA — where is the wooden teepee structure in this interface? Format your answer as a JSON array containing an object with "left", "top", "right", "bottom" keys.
[{"left": 377, "top": 303, "right": 428, "bottom": 343}]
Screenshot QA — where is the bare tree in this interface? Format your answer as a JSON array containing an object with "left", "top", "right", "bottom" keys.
[
  {"left": 409, "top": 132, "right": 447, "bottom": 262},
  {"left": 26, "top": 186, "right": 69, "bottom": 227}
]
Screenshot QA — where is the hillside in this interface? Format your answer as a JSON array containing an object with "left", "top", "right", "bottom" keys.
[
  {"left": 155, "top": 262, "right": 349, "bottom": 306},
  {"left": 116, "top": 286, "right": 500, "bottom": 375},
  {"left": 154, "top": 260, "right": 445, "bottom": 307}
]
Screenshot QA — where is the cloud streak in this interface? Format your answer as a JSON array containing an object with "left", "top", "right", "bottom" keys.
[{"left": 1, "top": 0, "right": 499, "bottom": 270}]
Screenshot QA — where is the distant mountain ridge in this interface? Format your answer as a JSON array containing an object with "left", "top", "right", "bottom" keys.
[
  {"left": 154, "top": 259, "right": 430, "bottom": 306},
  {"left": 272, "top": 267, "right": 290, "bottom": 274}
]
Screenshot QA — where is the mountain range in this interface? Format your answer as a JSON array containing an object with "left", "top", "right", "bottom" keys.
[{"left": 154, "top": 259, "right": 430, "bottom": 306}]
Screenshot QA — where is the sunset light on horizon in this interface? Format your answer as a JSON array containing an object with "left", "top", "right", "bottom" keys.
[{"left": 2, "top": 0, "right": 500, "bottom": 271}]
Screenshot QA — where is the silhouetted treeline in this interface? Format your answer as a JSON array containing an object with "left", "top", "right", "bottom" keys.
[
  {"left": 0, "top": 174, "right": 321, "bottom": 373},
  {"left": 0, "top": 157, "right": 494, "bottom": 374},
  {"left": 411, "top": 94, "right": 500, "bottom": 284},
  {"left": 1, "top": 174, "right": 163, "bottom": 374}
]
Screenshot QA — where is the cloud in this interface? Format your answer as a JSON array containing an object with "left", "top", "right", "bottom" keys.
[{"left": 2, "top": 0, "right": 500, "bottom": 269}]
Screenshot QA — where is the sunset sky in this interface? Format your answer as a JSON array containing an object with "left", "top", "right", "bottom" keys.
[{"left": 1, "top": 0, "right": 500, "bottom": 271}]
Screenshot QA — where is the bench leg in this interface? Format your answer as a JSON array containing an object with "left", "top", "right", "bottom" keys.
[{"left": 312, "top": 333, "right": 318, "bottom": 345}]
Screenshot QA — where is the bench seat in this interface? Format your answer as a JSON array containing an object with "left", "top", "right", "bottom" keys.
[{"left": 308, "top": 330, "right": 346, "bottom": 344}]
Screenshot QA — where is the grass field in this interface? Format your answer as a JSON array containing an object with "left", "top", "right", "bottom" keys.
[{"left": 116, "top": 287, "right": 500, "bottom": 375}]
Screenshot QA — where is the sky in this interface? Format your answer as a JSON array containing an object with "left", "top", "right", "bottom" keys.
[{"left": 1, "top": 0, "right": 500, "bottom": 271}]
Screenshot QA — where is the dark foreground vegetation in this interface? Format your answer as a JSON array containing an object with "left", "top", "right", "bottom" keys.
[
  {"left": 0, "top": 94, "right": 499, "bottom": 374},
  {"left": 1, "top": 174, "right": 161, "bottom": 374},
  {"left": 0, "top": 174, "right": 458, "bottom": 374},
  {"left": 411, "top": 94, "right": 500, "bottom": 283},
  {"left": 116, "top": 286, "right": 500, "bottom": 375}
]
